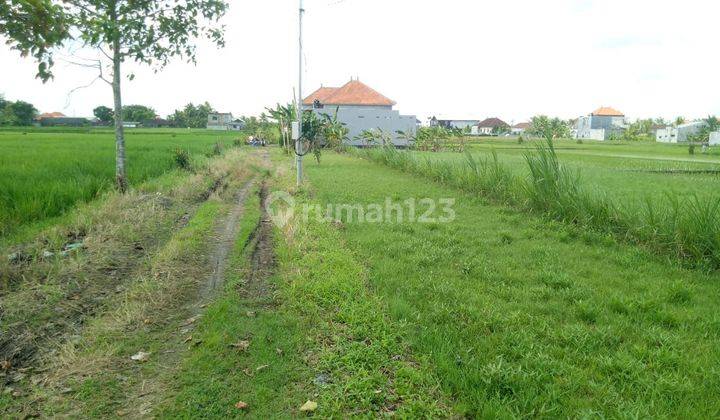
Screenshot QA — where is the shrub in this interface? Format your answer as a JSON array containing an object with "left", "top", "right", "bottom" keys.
[
  {"left": 233, "top": 138, "right": 242, "bottom": 147},
  {"left": 173, "top": 148, "right": 191, "bottom": 171}
]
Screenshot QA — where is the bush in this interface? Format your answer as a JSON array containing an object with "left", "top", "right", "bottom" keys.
[
  {"left": 173, "top": 148, "right": 192, "bottom": 171},
  {"left": 233, "top": 138, "right": 242, "bottom": 147}
]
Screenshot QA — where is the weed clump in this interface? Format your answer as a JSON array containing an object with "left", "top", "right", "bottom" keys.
[
  {"left": 174, "top": 148, "right": 192, "bottom": 171},
  {"left": 212, "top": 141, "right": 224, "bottom": 156}
]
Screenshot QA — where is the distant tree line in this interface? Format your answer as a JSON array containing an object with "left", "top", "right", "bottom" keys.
[
  {"left": 92, "top": 104, "right": 157, "bottom": 124},
  {"left": 0, "top": 94, "right": 38, "bottom": 126},
  {"left": 167, "top": 102, "right": 215, "bottom": 128}
]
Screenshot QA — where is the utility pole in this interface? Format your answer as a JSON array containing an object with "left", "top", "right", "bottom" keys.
[{"left": 296, "top": 0, "right": 304, "bottom": 186}]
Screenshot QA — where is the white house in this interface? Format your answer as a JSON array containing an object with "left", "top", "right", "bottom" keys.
[
  {"left": 575, "top": 107, "right": 626, "bottom": 141},
  {"left": 207, "top": 112, "right": 234, "bottom": 130},
  {"left": 303, "top": 79, "right": 417, "bottom": 146},
  {"left": 473, "top": 118, "right": 510, "bottom": 135},
  {"left": 429, "top": 117, "right": 480, "bottom": 131},
  {"left": 511, "top": 122, "right": 531, "bottom": 135}
]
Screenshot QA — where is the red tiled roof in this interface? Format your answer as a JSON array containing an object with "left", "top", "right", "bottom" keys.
[
  {"left": 302, "top": 87, "right": 338, "bottom": 105},
  {"left": 477, "top": 117, "right": 509, "bottom": 128},
  {"left": 37, "top": 112, "right": 66, "bottom": 120},
  {"left": 512, "top": 122, "right": 531, "bottom": 129},
  {"left": 303, "top": 80, "right": 395, "bottom": 106},
  {"left": 591, "top": 107, "right": 624, "bottom": 117}
]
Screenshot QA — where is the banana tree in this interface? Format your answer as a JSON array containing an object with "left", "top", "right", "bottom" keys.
[
  {"left": 356, "top": 129, "right": 378, "bottom": 147},
  {"left": 320, "top": 107, "right": 349, "bottom": 149},
  {"left": 396, "top": 129, "right": 416, "bottom": 148},
  {"left": 265, "top": 103, "right": 296, "bottom": 153}
]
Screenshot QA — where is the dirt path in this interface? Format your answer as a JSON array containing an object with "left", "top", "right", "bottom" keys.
[
  {"left": 241, "top": 180, "right": 276, "bottom": 300},
  {"left": 200, "top": 178, "right": 256, "bottom": 298},
  {"left": 118, "top": 151, "right": 275, "bottom": 417}
]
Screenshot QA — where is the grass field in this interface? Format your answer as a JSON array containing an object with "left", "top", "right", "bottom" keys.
[
  {"left": 359, "top": 138, "right": 720, "bottom": 269},
  {"left": 3, "top": 144, "right": 720, "bottom": 417},
  {"left": 0, "top": 128, "right": 246, "bottom": 240},
  {"left": 297, "top": 152, "right": 720, "bottom": 417}
]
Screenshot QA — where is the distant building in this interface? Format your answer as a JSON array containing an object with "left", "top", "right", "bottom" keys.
[
  {"left": 575, "top": 107, "right": 626, "bottom": 141},
  {"left": 303, "top": 79, "right": 417, "bottom": 146},
  {"left": 122, "top": 121, "right": 140, "bottom": 128},
  {"left": 473, "top": 117, "right": 510, "bottom": 135},
  {"left": 142, "top": 118, "right": 172, "bottom": 128},
  {"left": 36, "top": 112, "right": 66, "bottom": 121},
  {"left": 710, "top": 131, "right": 720, "bottom": 146},
  {"left": 657, "top": 121, "right": 708, "bottom": 143},
  {"left": 207, "top": 112, "right": 235, "bottom": 130},
  {"left": 228, "top": 119, "right": 245, "bottom": 131},
  {"left": 511, "top": 122, "right": 532, "bottom": 135},
  {"left": 429, "top": 117, "right": 480, "bottom": 131},
  {"left": 39, "top": 117, "right": 89, "bottom": 127}
]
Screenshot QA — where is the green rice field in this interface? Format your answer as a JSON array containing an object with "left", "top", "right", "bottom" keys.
[{"left": 0, "top": 127, "right": 245, "bottom": 240}]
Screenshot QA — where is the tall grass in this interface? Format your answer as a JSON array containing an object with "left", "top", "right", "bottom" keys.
[{"left": 355, "top": 142, "right": 720, "bottom": 270}]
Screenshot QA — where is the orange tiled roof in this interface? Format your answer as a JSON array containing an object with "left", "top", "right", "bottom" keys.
[
  {"left": 591, "top": 107, "right": 624, "bottom": 117},
  {"left": 37, "top": 112, "right": 66, "bottom": 119},
  {"left": 303, "top": 80, "right": 395, "bottom": 106},
  {"left": 302, "top": 87, "right": 338, "bottom": 105}
]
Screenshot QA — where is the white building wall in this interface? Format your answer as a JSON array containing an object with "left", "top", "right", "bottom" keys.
[
  {"left": 709, "top": 131, "right": 720, "bottom": 146},
  {"left": 656, "top": 127, "right": 677, "bottom": 143},
  {"left": 308, "top": 105, "right": 417, "bottom": 146}
]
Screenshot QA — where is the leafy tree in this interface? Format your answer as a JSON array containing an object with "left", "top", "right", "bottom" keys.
[
  {"left": 2, "top": 0, "right": 228, "bottom": 192},
  {"left": 529, "top": 115, "right": 570, "bottom": 141},
  {"left": 7, "top": 100, "right": 38, "bottom": 125},
  {"left": 93, "top": 105, "right": 113, "bottom": 124},
  {"left": 0, "top": 0, "right": 68, "bottom": 81},
  {"left": 168, "top": 102, "right": 216, "bottom": 128},
  {"left": 674, "top": 116, "right": 686, "bottom": 127},
  {"left": 122, "top": 105, "right": 156, "bottom": 122}
]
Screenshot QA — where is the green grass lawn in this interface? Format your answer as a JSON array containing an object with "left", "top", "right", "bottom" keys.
[
  {"left": 299, "top": 152, "right": 720, "bottom": 417},
  {"left": 0, "top": 127, "right": 246, "bottom": 240}
]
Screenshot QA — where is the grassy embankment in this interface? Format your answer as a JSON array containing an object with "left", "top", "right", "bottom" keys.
[
  {"left": 360, "top": 141, "right": 720, "bottom": 269},
  {"left": 0, "top": 128, "right": 247, "bottom": 241}
]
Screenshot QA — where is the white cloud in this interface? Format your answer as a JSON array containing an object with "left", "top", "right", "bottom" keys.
[{"left": 1, "top": 0, "right": 718, "bottom": 122}]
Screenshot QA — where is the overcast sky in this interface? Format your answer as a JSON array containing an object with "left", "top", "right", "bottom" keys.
[{"left": 1, "top": 0, "right": 718, "bottom": 123}]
